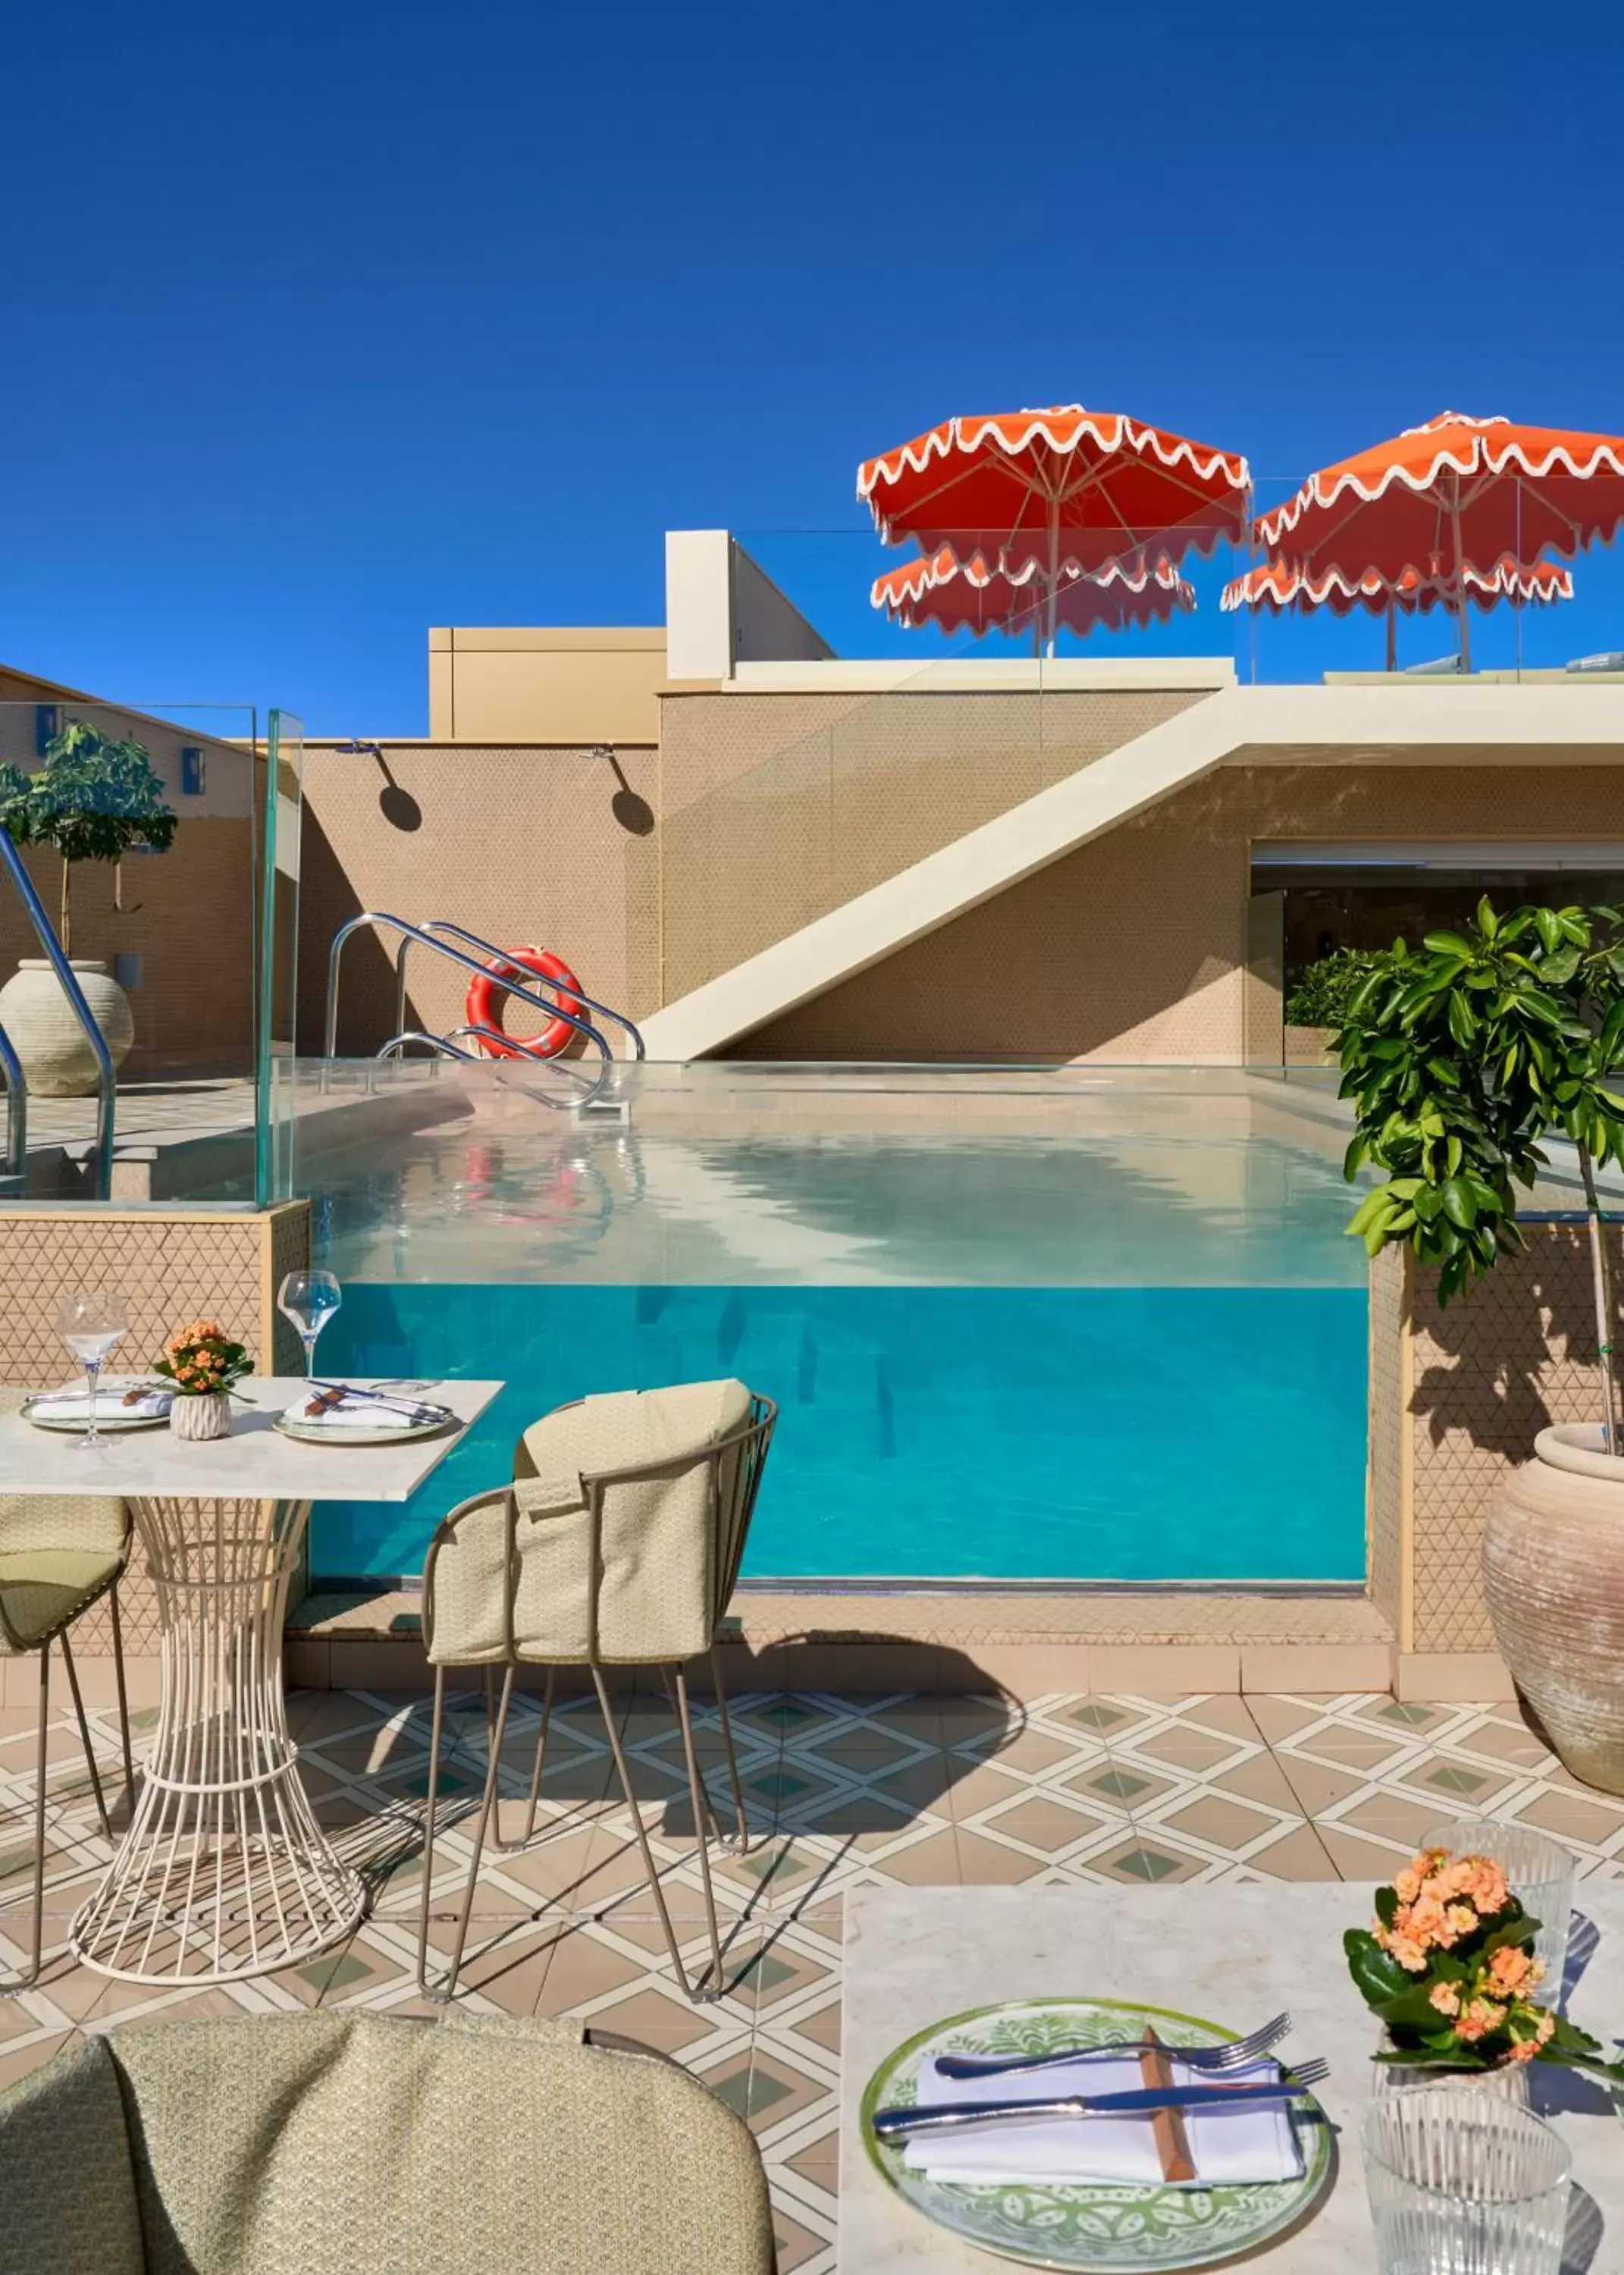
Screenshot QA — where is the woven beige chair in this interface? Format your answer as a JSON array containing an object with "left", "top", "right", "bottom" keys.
[
  {"left": 418, "top": 1380, "right": 776, "bottom": 2004},
  {"left": 0, "top": 2008, "right": 776, "bottom": 2275},
  {"left": 0, "top": 1489, "right": 134, "bottom": 1992}
]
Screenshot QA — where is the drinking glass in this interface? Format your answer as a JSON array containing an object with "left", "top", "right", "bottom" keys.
[
  {"left": 277, "top": 1271, "right": 342, "bottom": 1379},
  {"left": 56, "top": 1291, "right": 129, "bottom": 1452},
  {"left": 1362, "top": 2086, "right": 1570, "bottom": 2275},
  {"left": 1422, "top": 1816, "right": 1577, "bottom": 2000}
]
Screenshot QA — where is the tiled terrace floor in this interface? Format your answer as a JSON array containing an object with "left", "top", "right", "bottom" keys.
[{"left": 5, "top": 1684, "right": 1623, "bottom": 2273}]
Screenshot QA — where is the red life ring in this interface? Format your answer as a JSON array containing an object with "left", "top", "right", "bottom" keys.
[{"left": 463, "top": 947, "right": 585, "bottom": 1059}]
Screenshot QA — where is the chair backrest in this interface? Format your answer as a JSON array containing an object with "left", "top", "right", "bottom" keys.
[
  {"left": 0, "top": 2012, "right": 775, "bottom": 2275},
  {"left": 425, "top": 1382, "right": 776, "bottom": 1667},
  {"left": 0, "top": 1492, "right": 129, "bottom": 1561},
  {"left": 0, "top": 2036, "right": 144, "bottom": 2275}
]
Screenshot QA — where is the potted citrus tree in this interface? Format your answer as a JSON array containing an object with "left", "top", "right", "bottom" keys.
[
  {"left": 0, "top": 723, "right": 177, "bottom": 1095},
  {"left": 1337, "top": 899, "right": 1624, "bottom": 1790}
]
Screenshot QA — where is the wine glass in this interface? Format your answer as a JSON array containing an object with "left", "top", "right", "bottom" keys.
[
  {"left": 56, "top": 1290, "right": 129, "bottom": 1452},
  {"left": 277, "top": 1271, "right": 342, "bottom": 1380}
]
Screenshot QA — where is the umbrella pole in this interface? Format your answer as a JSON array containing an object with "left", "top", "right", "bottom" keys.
[
  {"left": 1385, "top": 600, "right": 1397, "bottom": 673},
  {"left": 1450, "top": 487, "right": 1474, "bottom": 673},
  {"left": 1045, "top": 497, "right": 1059, "bottom": 661}
]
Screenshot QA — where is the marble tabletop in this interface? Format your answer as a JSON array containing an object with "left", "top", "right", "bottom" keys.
[
  {"left": 0, "top": 1376, "right": 503, "bottom": 1502},
  {"left": 841, "top": 1883, "right": 1624, "bottom": 2273}
]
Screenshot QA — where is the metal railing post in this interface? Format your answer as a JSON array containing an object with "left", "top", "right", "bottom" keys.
[
  {"left": 0, "top": 1019, "right": 25, "bottom": 1185},
  {"left": 0, "top": 827, "right": 112, "bottom": 1198}
]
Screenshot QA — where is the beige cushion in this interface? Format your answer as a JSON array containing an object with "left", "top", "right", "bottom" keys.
[
  {"left": 103, "top": 2009, "right": 773, "bottom": 2275},
  {"left": 0, "top": 1546, "right": 126, "bottom": 1653},
  {"left": 428, "top": 1380, "right": 754, "bottom": 1667},
  {"left": 0, "top": 2034, "right": 144, "bottom": 2275}
]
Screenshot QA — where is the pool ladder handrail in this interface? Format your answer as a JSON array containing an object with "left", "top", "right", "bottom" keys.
[
  {"left": 392, "top": 919, "right": 645, "bottom": 1061},
  {"left": 0, "top": 824, "right": 99, "bottom": 1193},
  {"left": 326, "top": 914, "right": 614, "bottom": 1095},
  {"left": 377, "top": 1023, "right": 598, "bottom": 1113}
]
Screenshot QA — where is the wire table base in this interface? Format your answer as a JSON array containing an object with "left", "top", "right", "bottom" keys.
[{"left": 70, "top": 1495, "right": 366, "bottom": 1984}]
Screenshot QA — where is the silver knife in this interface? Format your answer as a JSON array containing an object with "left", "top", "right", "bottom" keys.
[{"left": 871, "top": 2079, "right": 1311, "bottom": 2145}]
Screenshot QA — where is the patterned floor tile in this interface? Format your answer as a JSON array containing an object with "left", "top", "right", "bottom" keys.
[{"left": 1, "top": 1683, "right": 1605, "bottom": 2258}]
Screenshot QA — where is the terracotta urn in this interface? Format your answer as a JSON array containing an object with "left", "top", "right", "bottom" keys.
[
  {"left": 0, "top": 959, "right": 133, "bottom": 1097},
  {"left": 170, "top": 1392, "right": 230, "bottom": 1442},
  {"left": 1483, "top": 1424, "right": 1624, "bottom": 1795}
]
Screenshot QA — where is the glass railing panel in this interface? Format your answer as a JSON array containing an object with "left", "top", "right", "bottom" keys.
[
  {"left": 282, "top": 1057, "right": 1378, "bottom": 1586},
  {"left": 0, "top": 697, "right": 263, "bottom": 1201}
]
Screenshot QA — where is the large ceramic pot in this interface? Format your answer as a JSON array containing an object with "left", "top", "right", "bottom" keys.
[
  {"left": 1483, "top": 1424, "right": 1624, "bottom": 1795},
  {"left": 0, "top": 959, "right": 133, "bottom": 1097}
]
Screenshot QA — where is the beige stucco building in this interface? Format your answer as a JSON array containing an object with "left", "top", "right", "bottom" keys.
[{"left": 296, "top": 532, "right": 1624, "bottom": 1066}]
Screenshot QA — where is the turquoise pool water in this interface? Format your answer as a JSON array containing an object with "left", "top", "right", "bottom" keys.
[
  {"left": 313, "top": 1281, "right": 1366, "bottom": 1581},
  {"left": 302, "top": 1093, "right": 1371, "bottom": 1585}
]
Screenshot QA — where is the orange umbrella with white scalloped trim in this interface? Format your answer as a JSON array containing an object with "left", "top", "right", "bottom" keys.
[{"left": 873, "top": 547, "right": 1195, "bottom": 643}]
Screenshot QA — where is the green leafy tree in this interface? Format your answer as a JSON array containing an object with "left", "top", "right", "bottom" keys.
[
  {"left": 1337, "top": 899, "right": 1624, "bottom": 1446},
  {"left": 1285, "top": 946, "right": 1395, "bottom": 1030},
  {"left": 0, "top": 722, "right": 177, "bottom": 954}
]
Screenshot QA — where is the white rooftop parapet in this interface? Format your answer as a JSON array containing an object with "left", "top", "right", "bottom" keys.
[{"left": 663, "top": 531, "right": 833, "bottom": 680}]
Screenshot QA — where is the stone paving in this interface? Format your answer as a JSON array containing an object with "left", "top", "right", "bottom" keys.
[{"left": 4, "top": 1683, "right": 1622, "bottom": 2273}]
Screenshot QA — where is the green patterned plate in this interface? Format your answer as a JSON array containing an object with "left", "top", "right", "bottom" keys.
[{"left": 861, "top": 1995, "right": 1334, "bottom": 2273}]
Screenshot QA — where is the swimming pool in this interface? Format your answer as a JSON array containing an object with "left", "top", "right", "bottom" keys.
[{"left": 296, "top": 1067, "right": 1372, "bottom": 1585}]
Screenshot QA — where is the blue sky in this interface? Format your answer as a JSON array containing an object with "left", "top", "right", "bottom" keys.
[{"left": 8, "top": 0, "right": 1624, "bottom": 730}]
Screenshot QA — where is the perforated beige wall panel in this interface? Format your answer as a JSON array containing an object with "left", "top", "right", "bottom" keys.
[
  {"left": 0, "top": 1203, "right": 310, "bottom": 1653},
  {"left": 733, "top": 765, "right": 1624, "bottom": 1062},
  {"left": 1367, "top": 1245, "right": 1409, "bottom": 1639},
  {"left": 657, "top": 689, "right": 1209, "bottom": 1003},
  {"left": 1367, "top": 1225, "right": 1624, "bottom": 1655},
  {"left": 298, "top": 743, "right": 660, "bottom": 1053}
]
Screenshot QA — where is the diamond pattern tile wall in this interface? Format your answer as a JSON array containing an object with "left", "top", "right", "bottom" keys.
[
  {"left": 0, "top": 1203, "right": 310, "bottom": 1655},
  {"left": 1401, "top": 1223, "right": 1624, "bottom": 1652}
]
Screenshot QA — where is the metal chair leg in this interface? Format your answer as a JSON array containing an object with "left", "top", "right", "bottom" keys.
[
  {"left": 436, "top": 1665, "right": 514, "bottom": 2004},
  {"left": 415, "top": 1665, "right": 448, "bottom": 2000},
  {"left": 591, "top": 1663, "right": 699, "bottom": 2001},
  {"left": 660, "top": 1668, "right": 722, "bottom": 1847},
  {"left": 108, "top": 1586, "right": 135, "bottom": 1808},
  {"left": 1, "top": 1646, "right": 50, "bottom": 1994},
  {"left": 672, "top": 1664, "right": 725, "bottom": 2001},
  {"left": 709, "top": 1647, "right": 751, "bottom": 1854},
  {"left": 499, "top": 1665, "right": 554, "bottom": 1855},
  {"left": 59, "top": 1632, "right": 112, "bottom": 1844}
]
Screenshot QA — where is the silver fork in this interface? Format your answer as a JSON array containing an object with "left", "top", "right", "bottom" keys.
[{"left": 934, "top": 2010, "right": 1292, "bottom": 2082}]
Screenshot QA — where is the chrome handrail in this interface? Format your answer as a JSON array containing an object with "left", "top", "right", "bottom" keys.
[
  {"left": 394, "top": 920, "right": 645, "bottom": 1059},
  {"left": 0, "top": 827, "right": 110, "bottom": 1197},
  {"left": 326, "top": 912, "right": 611, "bottom": 1066},
  {"left": 0, "top": 1017, "right": 25, "bottom": 1185},
  {"left": 375, "top": 1031, "right": 478, "bottom": 1062}
]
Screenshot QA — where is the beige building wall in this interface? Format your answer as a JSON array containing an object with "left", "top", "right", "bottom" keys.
[
  {"left": 297, "top": 739, "right": 660, "bottom": 1053},
  {"left": 0, "top": 668, "right": 259, "bottom": 1074},
  {"left": 428, "top": 628, "right": 666, "bottom": 744},
  {"left": 732, "top": 764, "right": 1624, "bottom": 1062},
  {"left": 658, "top": 686, "right": 1212, "bottom": 1002}
]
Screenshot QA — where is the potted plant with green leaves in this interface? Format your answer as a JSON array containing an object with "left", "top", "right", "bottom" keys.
[
  {"left": 1284, "top": 945, "right": 1391, "bottom": 1062},
  {"left": 0, "top": 722, "right": 177, "bottom": 1095},
  {"left": 1336, "top": 898, "right": 1624, "bottom": 1790}
]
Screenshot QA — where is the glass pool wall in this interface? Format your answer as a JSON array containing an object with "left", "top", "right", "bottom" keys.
[{"left": 279, "top": 1060, "right": 1388, "bottom": 1588}]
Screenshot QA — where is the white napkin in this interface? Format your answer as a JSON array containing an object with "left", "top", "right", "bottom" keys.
[
  {"left": 31, "top": 1379, "right": 172, "bottom": 1422},
  {"left": 902, "top": 2053, "right": 1307, "bottom": 2189},
  {"left": 283, "top": 1388, "right": 440, "bottom": 1429}
]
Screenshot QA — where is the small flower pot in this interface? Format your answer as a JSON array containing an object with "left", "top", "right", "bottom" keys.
[
  {"left": 170, "top": 1392, "right": 230, "bottom": 1442},
  {"left": 1375, "top": 2032, "right": 1529, "bottom": 2104}
]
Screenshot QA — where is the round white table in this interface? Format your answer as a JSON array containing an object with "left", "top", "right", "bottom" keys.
[{"left": 0, "top": 1376, "right": 500, "bottom": 1984}]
